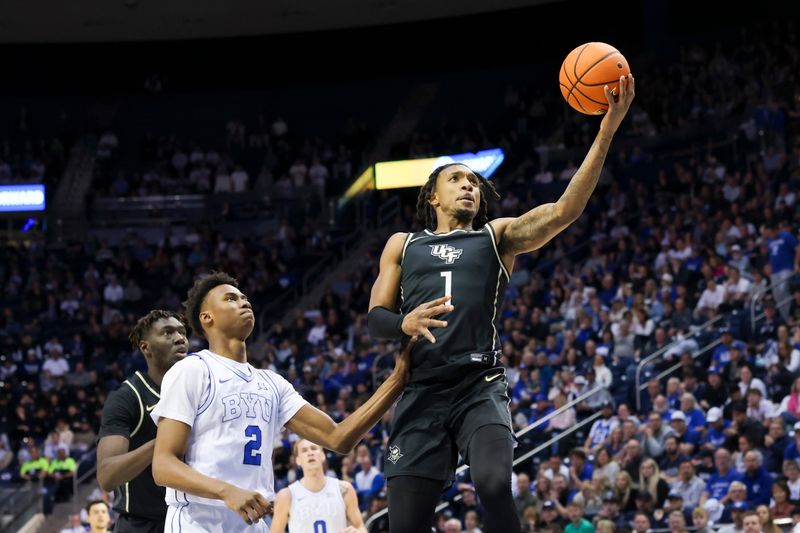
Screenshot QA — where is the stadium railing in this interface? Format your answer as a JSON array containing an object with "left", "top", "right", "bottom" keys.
[
  {"left": 635, "top": 271, "right": 800, "bottom": 410},
  {"left": 634, "top": 314, "right": 725, "bottom": 411},
  {"left": 70, "top": 448, "right": 98, "bottom": 518},
  {"left": 364, "top": 385, "right": 606, "bottom": 529},
  {"left": 637, "top": 287, "right": 800, "bottom": 402},
  {"left": 0, "top": 486, "right": 41, "bottom": 533},
  {"left": 750, "top": 272, "right": 799, "bottom": 334}
]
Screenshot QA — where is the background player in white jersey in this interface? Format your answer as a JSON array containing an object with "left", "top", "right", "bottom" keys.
[
  {"left": 151, "top": 272, "right": 416, "bottom": 533},
  {"left": 270, "top": 439, "right": 366, "bottom": 533}
]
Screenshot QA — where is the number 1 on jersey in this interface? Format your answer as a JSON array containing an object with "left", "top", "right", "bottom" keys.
[{"left": 440, "top": 271, "right": 452, "bottom": 303}]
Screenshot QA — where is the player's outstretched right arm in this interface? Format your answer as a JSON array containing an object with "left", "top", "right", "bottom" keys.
[
  {"left": 152, "top": 419, "right": 271, "bottom": 525},
  {"left": 268, "top": 488, "right": 291, "bottom": 533},
  {"left": 286, "top": 337, "right": 416, "bottom": 454}
]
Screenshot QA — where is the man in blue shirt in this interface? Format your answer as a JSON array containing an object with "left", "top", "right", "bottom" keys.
[
  {"left": 701, "top": 448, "right": 743, "bottom": 505},
  {"left": 701, "top": 407, "right": 730, "bottom": 450},
  {"left": 783, "top": 422, "right": 800, "bottom": 464},
  {"left": 762, "top": 221, "right": 800, "bottom": 321},
  {"left": 711, "top": 328, "right": 747, "bottom": 371},
  {"left": 742, "top": 450, "right": 774, "bottom": 507}
]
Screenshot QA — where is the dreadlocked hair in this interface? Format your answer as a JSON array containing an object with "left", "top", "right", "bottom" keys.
[
  {"left": 129, "top": 310, "right": 187, "bottom": 350},
  {"left": 182, "top": 271, "right": 239, "bottom": 339},
  {"left": 415, "top": 163, "right": 500, "bottom": 231}
]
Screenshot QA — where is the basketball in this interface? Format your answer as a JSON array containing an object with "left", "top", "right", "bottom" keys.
[{"left": 559, "top": 42, "right": 630, "bottom": 115}]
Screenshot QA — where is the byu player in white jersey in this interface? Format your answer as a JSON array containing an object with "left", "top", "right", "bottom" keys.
[
  {"left": 151, "top": 272, "right": 416, "bottom": 532},
  {"left": 270, "top": 439, "right": 366, "bottom": 533}
]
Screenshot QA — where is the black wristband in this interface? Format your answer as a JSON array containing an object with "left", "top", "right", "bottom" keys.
[{"left": 367, "top": 306, "right": 405, "bottom": 340}]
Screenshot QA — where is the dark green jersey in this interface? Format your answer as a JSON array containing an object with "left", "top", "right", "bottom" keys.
[
  {"left": 98, "top": 371, "right": 166, "bottom": 521},
  {"left": 399, "top": 224, "right": 509, "bottom": 383}
]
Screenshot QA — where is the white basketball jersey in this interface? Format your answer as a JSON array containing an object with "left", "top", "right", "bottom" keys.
[
  {"left": 287, "top": 477, "right": 347, "bottom": 533},
  {"left": 152, "top": 350, "right": 308, "bottom": 532}
]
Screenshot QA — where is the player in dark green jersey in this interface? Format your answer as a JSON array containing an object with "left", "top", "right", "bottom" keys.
[
  {"left": 97, "top": 310, "right": 189, "bottom": 533},
  {"left": 367, "top": 75, "right": 635, "bottom": 533}
]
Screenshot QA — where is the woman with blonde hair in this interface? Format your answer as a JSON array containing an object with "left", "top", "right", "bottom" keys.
[
  {"left": 639, "top": 458, "right": 669, "bottom": 508},
  {"left": 692, "top": 507, "right": 713, "bottom": 533},
  {"left": 606, "top": 426, "right": 625, "bottom": 458},
  {"left": 613, "top": 471, "right": 636, "bottom": 514},
  {"left": 596, "top": 519, "right": 616, "bottom": 533},
  {"left": 756, "top": 504, "right": 781, "bottom": 533},
  {"left": 572, "top": 471, "right": 609, "bottom": 518}
]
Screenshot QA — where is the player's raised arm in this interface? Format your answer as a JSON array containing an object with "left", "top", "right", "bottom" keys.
[
  {"left": 286, "top": 337, "right": 416, "bottom": 454},
  {"left": 492, "top": 74, "right": 635, "bottom": 257},
  {"left": 367, "top": 232, "right": 453, "bottom": 344}
]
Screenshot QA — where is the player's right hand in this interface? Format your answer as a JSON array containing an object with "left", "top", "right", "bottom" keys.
[
  {"left": 221, "top": 485, "right": 272, "bottom": 525},
  {"left": 401, "top": 295, "right": 453, "bottom": 343}
]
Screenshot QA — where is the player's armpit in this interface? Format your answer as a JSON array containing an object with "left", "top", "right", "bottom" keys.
[{"left": 268, "top": 488, "right": 291, "bottom": 533}]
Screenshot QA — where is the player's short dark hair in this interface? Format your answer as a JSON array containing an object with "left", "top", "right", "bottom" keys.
[
  {"left": 183, "top": 271, "right": 239, "bottom": 338},
  {"left": 416, "top": 163, "right": 500, "bottom": 231},
  {"left": 86, "top": 499, "right": 108, "bottom": 514},
  {"left": 129, "top": 310, "right": 187, "bottom": 350}
]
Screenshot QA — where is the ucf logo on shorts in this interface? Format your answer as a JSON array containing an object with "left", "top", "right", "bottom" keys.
[
  {"left": 429, "top": 244, "right": 463, "bottom": 264},
  {"left": 387, "top": 445, "right": 403, "bottom": 464}
]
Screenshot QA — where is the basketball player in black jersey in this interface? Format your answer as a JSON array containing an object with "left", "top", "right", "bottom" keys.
[
  {"left": 367, "top": 75, "right": 635, "bottom": 533},
  {"left": 97, "top": 310, "right": 189, "bottom": 533}
]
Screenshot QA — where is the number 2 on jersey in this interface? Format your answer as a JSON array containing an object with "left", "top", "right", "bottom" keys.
[
  {"left": 440, "top": 271, "right": 452, "bottom": 303},
  {"left": 243, "top": 425, "right": 262, "bottom": 466}
]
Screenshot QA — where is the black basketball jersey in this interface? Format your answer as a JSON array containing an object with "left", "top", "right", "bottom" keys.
[
  {"left": 98, "top": 370, "right": 166, "bottom": 521},
  {"left": 399, "top": 224, "right": 510, "bottom": 383}
]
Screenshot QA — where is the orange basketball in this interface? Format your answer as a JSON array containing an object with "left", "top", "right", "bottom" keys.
[{"left": 559, "top": 42, "right": 630, "bottom": 115}]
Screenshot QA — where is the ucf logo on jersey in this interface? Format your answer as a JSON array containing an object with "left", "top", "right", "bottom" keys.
[{"left": 429, "top": 244, "right": 463, "bottom": 264}]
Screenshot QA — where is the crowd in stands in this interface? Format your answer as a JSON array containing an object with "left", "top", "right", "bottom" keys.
[
  {"left": 93, "top": 114, "right": 370, "bottom": 208},
  {"left": 1, "top": 18, "right": 799, "bottom": 533},
  {"left": 0, "top": 105, "right": 69, "bottom": 187}
]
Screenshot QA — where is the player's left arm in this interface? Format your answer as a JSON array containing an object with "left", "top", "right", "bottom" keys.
[
  {"left": 492, "top": 75, "right": 635, "bottom": 259},
  {"left": 340, "top": 481, "right": 368, "bottom": 533},
  {"left": 269, "top": 488, "right": 291, "bottom": 533},
  {"left": 285, "top": 337, "right": 415, "bottom": 454}
]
